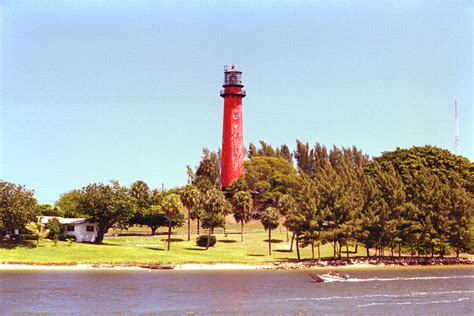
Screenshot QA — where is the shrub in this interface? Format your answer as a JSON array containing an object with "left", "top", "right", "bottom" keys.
[
  {"left": 46, "top": 218, "right": 63, "bottom": 240},
  {"left": 15, "top": 234, "right": 36, "bottom": 241},
  {"left": 196, "top": 235, "right": 216, "bottom": 247},
  {"left": 59, "top": 234, "right": 77, "bottom": 241}
]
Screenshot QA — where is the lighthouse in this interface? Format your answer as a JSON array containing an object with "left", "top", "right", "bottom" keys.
[{"left": 220, "top": 65, "right": 246, "bottom": 189}]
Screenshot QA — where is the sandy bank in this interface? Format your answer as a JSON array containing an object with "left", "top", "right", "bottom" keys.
[
  {"left": 174, "top": 263, "right": 272, "bottom": 270},
  {"left": 0, "top": 263, "right": 273, "bottom": 271},
  {"left": 0, "top": 264, "right": 145, "bottom": 271}
]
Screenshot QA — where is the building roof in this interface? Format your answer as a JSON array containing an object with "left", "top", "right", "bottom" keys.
[{"left": 40, "top": 216, "right": 95, "bottom": 225}]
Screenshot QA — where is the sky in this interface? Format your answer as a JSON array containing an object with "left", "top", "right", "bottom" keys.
[{"left": 1, "top": 0, "right": 472, "bottom": 204}]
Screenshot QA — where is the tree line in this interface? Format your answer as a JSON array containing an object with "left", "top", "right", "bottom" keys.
[
  {"left": 1, "top": 143, "right": 472, "bottom": 258},
  {"left": 233, "top": 142, "right": 472, "bottom": 258}
]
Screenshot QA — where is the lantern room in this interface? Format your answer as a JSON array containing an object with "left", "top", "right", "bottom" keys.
[{"left": 220, "top": 65, "right": 246, "bottom": 97}]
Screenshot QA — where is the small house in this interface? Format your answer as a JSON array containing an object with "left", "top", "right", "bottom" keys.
[{"left": 41, "top": 216, "right": 98, "bottom": 242}]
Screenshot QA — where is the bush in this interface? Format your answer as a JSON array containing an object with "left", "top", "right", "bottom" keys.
[
  {"left": 15, "top": 234, "right": 36, "bottom": 241},
  {"left": 59, "top": 234, "right": 77, "bottom": 241},
  {"left": 46, "top": 218, "right": 64, "bottom": 240},
  {"left": 196, "top": 235, "right": 216, "bottom": 247}
]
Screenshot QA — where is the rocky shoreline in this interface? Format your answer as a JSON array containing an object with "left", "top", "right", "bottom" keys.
[
  {"left": 91, "top": 263, "right": 175, "bottom": 270},
  {"left": 273, "top": 256, "right": 474, "bottom": 270}
]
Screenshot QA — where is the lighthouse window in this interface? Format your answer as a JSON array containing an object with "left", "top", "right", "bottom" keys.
[{"left": 233, "top": 111, "right": 239, "bottom": 120}]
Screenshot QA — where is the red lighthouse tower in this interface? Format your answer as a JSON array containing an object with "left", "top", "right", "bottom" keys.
[{"left": 220, "top": 65, "right": 246, "bottom": 189}]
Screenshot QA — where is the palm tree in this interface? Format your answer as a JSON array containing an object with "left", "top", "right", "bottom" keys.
[
  {"left": 190, "top": 207, "right": 203, "bottom": 236},
  {"left": 232, "top": 191, "right": 253, "bottom": 242},
  {"left": 261, "top": 207, "right": 280, "bottom": 255},
  {"left": 202, "top": 188, "right": 231, "bottom": 249},
  {"left": 161, "top": 193, "right": 185, "bottom": 250},
  {"left": 180, "top": 185, "right": 202, "bottom": 241},
  {"left": 25, "top": 217, "right": 50, "bottom": 247},
  {"left": 129, "top": 180, "right": 151, "bottom": 203},
  {"left": 129, "top": 180, "right": 152, "bottom": 233}
]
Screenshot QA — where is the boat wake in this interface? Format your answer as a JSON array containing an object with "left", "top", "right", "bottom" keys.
[
  {"left": 357, "top": 297, "right": 470, "bottom": 308},
  {"left": 272, "top": 290, "right": 474, "bottom": 303},
  {"left": 346, "top": 275, "right": 474, "bottom": 282}
]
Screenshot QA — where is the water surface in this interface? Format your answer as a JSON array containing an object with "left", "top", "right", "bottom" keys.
[{"left": 1, "top": 266, "right": 473, "bottom": 315}]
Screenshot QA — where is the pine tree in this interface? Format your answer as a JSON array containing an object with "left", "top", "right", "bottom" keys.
[{"left": 297, "top": 176, "right": 322, "bottom": 259}]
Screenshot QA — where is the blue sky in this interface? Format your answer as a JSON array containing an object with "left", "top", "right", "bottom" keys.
[{"left": 1, "top": 0, "right": 472, "bottom": 204}]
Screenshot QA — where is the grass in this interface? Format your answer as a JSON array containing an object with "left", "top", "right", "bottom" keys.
[{"left": 0, "top": 229, "right": 368, "bottom": 264}]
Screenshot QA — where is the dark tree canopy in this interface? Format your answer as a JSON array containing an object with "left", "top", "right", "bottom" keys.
[
  {"left": 78, "top": 180, "right": 136, "bottom": 243},
  {"left": 46, "top": 217, "right": 63, "bottom": 242},
  {"left": 247, "top": 141, "right": 293, "bottom": 163},
  {"left": 238, "top": 156, "right": 300, "bottom": 213},
  {"left": 373, "top": 145, "right": 473, "bottom": 191},
  {"left": 239, "top": 142, "right": 472, "bottom": 258},
  {"left": 0, "top": 180, "right": 38, "bottom": 234},
  {"left": 195, "top": 149, "right": 221, "bottom": 188},
  {"left": 38, "top": 204, "right": 63, "bottom": 217},
  {"left": 129, "top": 180, "right": 151, "bottom": 207},
  {"left": 55, "top": 189, "right": 85, "bottom": 218}
]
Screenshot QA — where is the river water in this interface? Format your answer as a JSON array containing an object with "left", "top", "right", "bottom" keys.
[{"left": 1, "top": 266, "right": 473, "bottom": 315}]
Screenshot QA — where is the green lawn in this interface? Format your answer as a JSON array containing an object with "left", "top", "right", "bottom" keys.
[{"left": 0, "top": 229, "right": 368, "bottom": 264}]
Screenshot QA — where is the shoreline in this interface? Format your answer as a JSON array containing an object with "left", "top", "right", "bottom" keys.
[{"left": 1, "top": 257, "right": 472, "bottom": 271}]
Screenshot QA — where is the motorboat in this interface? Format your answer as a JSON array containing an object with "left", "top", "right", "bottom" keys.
[{"left": 309, "top": 272, "right": 350, "bottom": 282}]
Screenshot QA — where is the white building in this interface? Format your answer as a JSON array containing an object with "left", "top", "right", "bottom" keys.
[{"left": 41, "top": 216, "right": 98, "bottom": 242}]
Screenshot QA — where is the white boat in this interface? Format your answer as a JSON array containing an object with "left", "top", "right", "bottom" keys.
[{"left": 309, "top": 273, "right": 350, "bottom": 282}]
